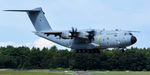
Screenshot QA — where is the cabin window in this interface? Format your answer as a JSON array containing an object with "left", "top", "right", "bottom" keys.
[
  {"left": 114, "top": 34, "right": 117, "bottom": 37},
  {"left": 107, "top": 37, "right": 109, "bottom": 40},
  {"left": 103, "top": 39, "right": 105, "bottom": 41},
  {"left": 124, "top": 33, "right": 132, "bottom": 36},
  {"left": 124, "top": 33, "right": 127, "bottom": 35}
]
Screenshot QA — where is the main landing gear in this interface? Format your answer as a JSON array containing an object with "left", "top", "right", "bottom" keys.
[{"left": 75, "top": 49, "right": 100, "bottom": 53}]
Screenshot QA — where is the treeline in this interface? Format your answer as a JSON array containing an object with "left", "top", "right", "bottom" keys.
[{"left": 0, "top": 46, "right": 150, "bottom": 71}]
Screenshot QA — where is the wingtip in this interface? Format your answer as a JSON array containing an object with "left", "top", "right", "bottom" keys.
[{"left": 3, "top": 10, "right": 10, "bottom": 11}]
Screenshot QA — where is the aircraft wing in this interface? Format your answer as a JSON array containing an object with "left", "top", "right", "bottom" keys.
[
  {"left": 38, "top": 29, "right": 95, "bottom": 42},
  {"left": 40, "top": 31, "right": 62, "bottom": 36}
]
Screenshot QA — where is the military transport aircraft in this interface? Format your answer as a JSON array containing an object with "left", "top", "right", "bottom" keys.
[{"left": 5, "top": 7, "right": 137, "bottom": 53}]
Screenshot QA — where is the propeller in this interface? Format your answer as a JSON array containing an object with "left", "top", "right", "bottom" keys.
[
  {"left": 69, "top": 27, "right": 78, "bottom": 39},
  {"left": 87, "top": 30, "right": 95, "bottom": 42}
]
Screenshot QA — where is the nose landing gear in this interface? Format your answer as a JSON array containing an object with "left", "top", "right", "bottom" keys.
[
  {"left": 119, "top": 48, "right": 126, "bottom": 53},
  {"left": 121, "top": 48, "right": 125, "bottom": 52}
]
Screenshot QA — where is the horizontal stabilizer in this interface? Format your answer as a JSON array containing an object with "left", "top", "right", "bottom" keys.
[
  {"left": 4, "top": 7, "right": 42, "bottom": 12},
  {"left": 4, "top": 10, "right": 40, "bottom": 12}
]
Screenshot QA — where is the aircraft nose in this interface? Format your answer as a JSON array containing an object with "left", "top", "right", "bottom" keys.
[{"left": 131, "top": 36, "right": 137, "bottom": 44}]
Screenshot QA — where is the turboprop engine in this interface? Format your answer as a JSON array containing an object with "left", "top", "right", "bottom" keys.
[{"left": 61, "top": 28, "right": 95, "bottom": 42}]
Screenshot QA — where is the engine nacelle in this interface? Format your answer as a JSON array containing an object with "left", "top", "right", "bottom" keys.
[
  {"left": 61, "top": 32, "right": 70, "bottom": 39},
  {"left": 61, "top": 31, "right": 94, "bottom": 40},
  {"left": 78, "top": 32, "right": 89, "bottom": 39}
]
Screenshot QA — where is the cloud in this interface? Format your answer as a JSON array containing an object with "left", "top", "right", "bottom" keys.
[{"left": 33, "top": 38, "right": 68, "bottom": 49}]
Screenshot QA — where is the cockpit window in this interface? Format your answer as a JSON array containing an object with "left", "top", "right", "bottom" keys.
[
  {"left": 124, "top": 33, "right": 132, "bottom": 35},
  {"left": 129, "top": 33, "right": 133, "bottom": 35},
  {"left": 114, "top": 34, "right": 117, "bottom": 37}
]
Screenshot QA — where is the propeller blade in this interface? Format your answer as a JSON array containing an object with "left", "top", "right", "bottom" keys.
[
  {"left": 75, "top": 28, "right": 77, "bottom": 32},
  {"left": 72, "top": 27, "right": 74, "bottom": 33},
  {"left": 69, "top": 27, "right": 78, "bottom": 39},
  {"left": 87, "top": 30, "right": 95, "bottom": 42}
]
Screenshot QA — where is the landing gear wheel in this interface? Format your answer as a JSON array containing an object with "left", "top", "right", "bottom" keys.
[
  {"left": 76, "top": 50, "right": 80, "bottom": 53},
  {"left": 120, "top": 48, "right": 125, "bottom": 53},
  {"left": 75, "top": 49, "right": 100, "bottom": 53},
  {"left": 121, "top": 49, "right": 125, "bottom": 53}
]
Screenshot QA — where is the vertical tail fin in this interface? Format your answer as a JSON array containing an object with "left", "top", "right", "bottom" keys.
[
  {"left": 27, "top": 7, "right": 52, "bottom": 32},
  {"left": 5, "top": 7, "right": 52, "bottom": 32}
]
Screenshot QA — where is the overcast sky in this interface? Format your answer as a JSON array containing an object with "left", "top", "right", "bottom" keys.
[{"left": 0, "top": 0, "right": 149, "bottom": 49}]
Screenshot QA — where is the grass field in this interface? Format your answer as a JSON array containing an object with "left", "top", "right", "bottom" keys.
[
  {"left": 89, "top": 71, "right": 150, "bottom": 75},
  {"left": 0, "top": 70, "right": 74, "bottom": 75},
  {"left": 1, "top": 70, "right": 150, "bottom": 75}
]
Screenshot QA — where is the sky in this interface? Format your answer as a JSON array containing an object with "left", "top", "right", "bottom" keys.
[{"left": 0, "top": 0, "right": 150, "bottom": 49}]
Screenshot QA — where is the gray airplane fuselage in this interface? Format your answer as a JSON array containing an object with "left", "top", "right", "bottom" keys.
[
  {"left": 35, "top": 29, "right": 136, "bottom": 50},
  {"left": 6, "top": 7, "right": 137, "bottom": 51}
]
